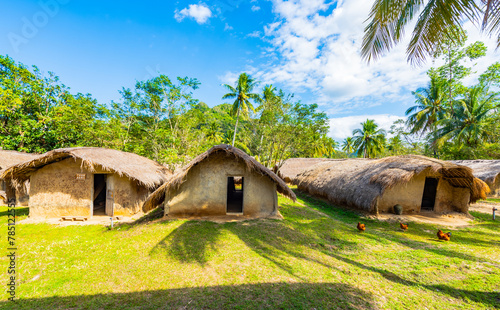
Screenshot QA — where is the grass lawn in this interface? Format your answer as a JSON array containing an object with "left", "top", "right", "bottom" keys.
[
  {"left": 487, "top": 198, "right": 500, "bottom": 204},
  {"left": 1, "top": 191, "right": 500, "bottom": 309}
]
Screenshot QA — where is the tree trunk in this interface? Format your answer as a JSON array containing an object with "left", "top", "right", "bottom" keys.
[{"left": 231, "top": 105, "right": 240, "bottom": 147}]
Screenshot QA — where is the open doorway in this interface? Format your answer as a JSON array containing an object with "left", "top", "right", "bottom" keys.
[
  {"left": 227, "top": 176, "right": 244, "bottom": 213},
  {"left": 421, "top": 177, "right": 438, "bottom": 211},
  {"left": 93, "top": 174, "right": 107, "bottom": 215}
]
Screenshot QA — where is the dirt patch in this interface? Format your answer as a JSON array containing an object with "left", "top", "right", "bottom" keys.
[
  {"left": 159, "top": 212, "right": 284, "bottom": 224},
  {"left": 18, "top": 214, "right": 143, "bottom": 226},
  {"left": 370, "top": 211, "right": 474, "bottom": 228},
  {"left": 469, "top": 200, "right": 499, "bottom": 215}
]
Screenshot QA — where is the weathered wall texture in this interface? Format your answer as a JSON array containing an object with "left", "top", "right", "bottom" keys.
[
  {"left": 112, "top": 174, "right": 149, "bottom": 216},
  {"left": 489, "top": 178, "right": 500, "bottom": 198},
  {"left": 29, "top": 158, "right": 149, "bottom": 218},
  {"left": 164, "top": 153, "right": 278, "bottom": 217},
  {"left": 0, "top": 180, "right": 28, "bottom": 207},
  {"left": 378, "top": 169, "right": 469, "bottom": 214}
]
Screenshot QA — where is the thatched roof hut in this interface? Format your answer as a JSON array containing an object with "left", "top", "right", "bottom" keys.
[
  {"left": 143, "top": 144, "right": 296, "bottom": 218},
  {"left": 295, "top": 155, "right": 489, "bottom": 215},
  {"left": 451, "top": 160, "right": 500, "bottom": 197},
  {"left": 275, "top": 158, "right": 334, "bottom": 183},
  {"left": 2, "top": 147, "right": 171, "bottom": 218},
  {"left": 0, "top": 150, "right": 38, "bottom": 172},
  {"left": 0, "top": 150, "right": 38, "bottom": 205}
]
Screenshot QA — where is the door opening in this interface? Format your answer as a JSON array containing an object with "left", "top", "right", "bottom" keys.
[
  {"left": 421, "top": 177, "right": 438, "bottom": 211},
  {"left": 93, "top": 174, "right": 107, "bottom": 215},
  {"left": 227, "top": 176, "right": 244, "bottom": 213}
]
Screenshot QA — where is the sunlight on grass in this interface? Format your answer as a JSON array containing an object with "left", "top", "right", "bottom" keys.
[{"left": 1, "top": 194, "right": 499, "bottom": 309}]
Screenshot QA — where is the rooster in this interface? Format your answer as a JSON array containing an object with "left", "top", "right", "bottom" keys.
[
  {"left": 400, "top": 223, "right": 408, "bottom": 230},
  {"left": 357, "top": 222, "right": 366, "bottom": 232},
  {"left": 437, "top": 229, "right": 451, "bottom": 241}
]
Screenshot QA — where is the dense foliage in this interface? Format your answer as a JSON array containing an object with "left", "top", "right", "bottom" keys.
[
  {"left": 2, "top": 41, "right": 499, "bottom": 165},
  {"left": 0, "top": 55, "right": 333, "bottom": 168}
]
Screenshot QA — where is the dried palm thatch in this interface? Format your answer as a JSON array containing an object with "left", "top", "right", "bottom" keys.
[
  {"left": 275, "top": 158, "right": 335, "bottom": 183},
  {"left": 0, "top": 150, "right": 38, "bottom": 174},
  {"left": 295, "top": 155, "right": 489, "bottom": 212},
  {"left": 0, "top": 150, "right": 38, "bottom": 202},
  {"left": 1, "top": 147, "right": 171, "bottom": 190},
  {"left": 143, "top": 144, "right": 296, "bottom": 212},
  {"left": 451, "top": 160, "right": 500, "bottom": 194}
]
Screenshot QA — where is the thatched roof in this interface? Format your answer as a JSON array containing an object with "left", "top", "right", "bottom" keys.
[
  {"left": 0, "top": 150, "right": 38, "bottom": 174},
  {"left": 295, "top": 155, "right": 489, "bottom": 212},
  {"left": 450, "top": 160, "right": 500, "bottom": 187},
  {"left": 143, "top": 144, "right": 296, "bottom": 211},
  {"left": 275, "top": 158, "right": 335, "bottom": 183},
  {"left": 1, "top": 147, "right": 171, "bottom": 189}
]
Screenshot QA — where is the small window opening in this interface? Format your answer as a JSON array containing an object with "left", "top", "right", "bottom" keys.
[
  {"left": 93, "top": 174, "right": 106, "bottom": 215},
  {"left": 421, "top": 177, "right": 438, "bottom": 211},
  {"left": 227, "top": 176, "right": 244, "bottom": 213}
]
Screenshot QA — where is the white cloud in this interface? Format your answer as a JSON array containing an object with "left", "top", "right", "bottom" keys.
[
  {"left": 174, "top": 4, "right": 212, "bottom": 24},
  {"left": 255, "top": 0, "right": 500, "bottom": 115},
  {"left": 247, "top": 31, "right": 261, "bottom": 38},
  {"left": 224, "top": 23, "right": 233, "bottom": 31},
  {"left": 217, "top": 71, "right": 239, "bottom": 86},
  {"left": 329, "top": 114, "right": 405, "bottom": 140},
  {"left": 251, "top": 5, "right": 261, "bottom": 11}
]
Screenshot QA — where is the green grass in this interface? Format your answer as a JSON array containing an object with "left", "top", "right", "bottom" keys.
[
  {"left": 486, "top": 198, "right": 500, "bottom": 203},
  {"left": 1, "top": 192, "right": 499, "bottom": 309}
]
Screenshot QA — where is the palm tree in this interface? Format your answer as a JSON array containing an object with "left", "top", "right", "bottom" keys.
[
  {"left": 435, "top": 85, "right": 498, "bottom": 147},
  {"left": 352, "top": 119, "right": 387, "bottom": 158},
  {"left": 362, "top": 1, "right": 500, "bottom": 64},
  {"left": 222, "top": 73, "right": 261, "bottom": 146},
  {"left": 257, "top": 85, "right": 279, "bottom": 140},
  {"left": 342, "top": 137, "right": 354, "bottom": 155},
  {"left": 405, "top": 74, "right": 447, "bottom": 135}
]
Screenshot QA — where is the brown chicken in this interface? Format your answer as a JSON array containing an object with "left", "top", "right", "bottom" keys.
[
  {"left": 357, "top": 222, "right": 366, "bottom": 232},
  {"left": 400, "top": 223, "right": 408, "bottom": 230},
  {"left": 437, "top": 229, "right": 451, "bottom": 241}
]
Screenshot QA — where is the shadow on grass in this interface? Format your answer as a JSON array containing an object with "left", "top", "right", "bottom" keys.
[
  {"left": 0, "top": 207, "right": 29, "bottom": 218},
  {"left": 329, "top": 253, "right": 500, "bottom": 308},
  {"left": 2, "top": 282, "right": 376, "bottom": 310},
  {"left": 150, "top": 221, "right": 223, "bottom": 265}
]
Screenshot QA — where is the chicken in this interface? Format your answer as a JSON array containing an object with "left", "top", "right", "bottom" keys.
[
  {"left": 400, "top": 223, "right": 408, "bottom": 230},
  {"left": 437, "top": 229, "right": 452, "bottom": 241},
  {"left": 357, "top": 222, "right": 365, "bottom": 232}
]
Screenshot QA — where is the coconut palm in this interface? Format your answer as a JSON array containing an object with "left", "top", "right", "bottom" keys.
[
  {"left": 362, "top": 0, "right": 500, "bottom": 65},
  {"left": 222, "top": 73, "right": 261, "bottom": 146},
  {"left": 435, "top": 85, "right": 498, "bottom": 147},
  {"left": 405, "top": 75, "right": 447, "bottom": 135},
  {"left": 352, "top": 119, "right": 387, "bottom": 158},
  {"left": 342, "top": 137, "right": 354, "bottom": 155}
]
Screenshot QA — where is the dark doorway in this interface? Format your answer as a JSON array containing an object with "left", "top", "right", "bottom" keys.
[
  {"left": 421, "top": 178, "right": 438, "bottom": 211},
  {"left": 227, "top": 176, "right": 244, "bottom": 213},
  {"left": 93, "top": 174, "right": 107, "bottom": 215}
]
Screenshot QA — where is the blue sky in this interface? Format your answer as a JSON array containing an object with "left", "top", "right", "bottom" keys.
[{"left": 1, "top": 0, "right": 499, "bottom": 140}]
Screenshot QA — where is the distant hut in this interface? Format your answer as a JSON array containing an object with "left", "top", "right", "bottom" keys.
[
  {"left": 1, "top": 147, "right": 171, "bottom": 218},
  {"left": 451, "top": 160, "right": 500, "bottom": 198},
  {"left": 275, "top": 158, "right": 334, "bottom": 183},
  {"left": 143, "top": 144, "right": 296, "bottom": 218},
  {"left": 0, "top": 150, "right": 38, "bottom": 206},
  {"left": 295, "top": 155, "right": 489, "bottom": 214}
]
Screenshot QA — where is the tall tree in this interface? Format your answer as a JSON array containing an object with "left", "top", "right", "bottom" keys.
[
  {"left": 361, "top": 0, "right": 499, "bottom": 64},
  {"left": 342, "top": 137, "right": 354, "bottom": 155},
  {"left": 405, "top": 73, "right": 447, "bottom": 135},
  {"left": 222, "top": 73, "right": 261, "bottom": 146},
  {"left": 352, "top": 119, "right": 386, "bottom": 158},
  {"left": 435, "top": 85, "right": 498, "bottom": 147}
]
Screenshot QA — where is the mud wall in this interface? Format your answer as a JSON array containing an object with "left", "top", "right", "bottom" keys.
[
  {"left": 29, "top": 157, "right": 149, "bottom": 218},
  {"left": 378, "top": 170, "right": 469, "bottom": 214},
  {"left": 164, "top": 153, "right": 278, "bottom": 217}
]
